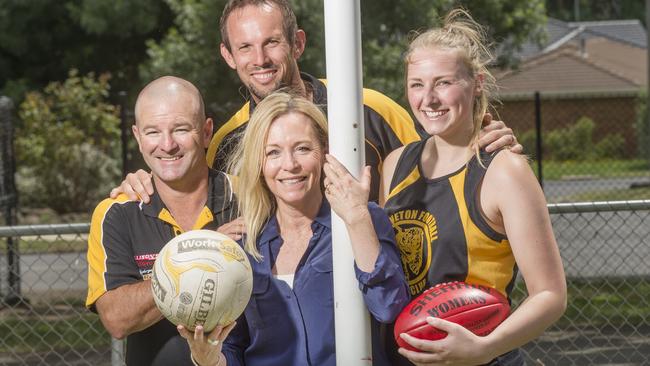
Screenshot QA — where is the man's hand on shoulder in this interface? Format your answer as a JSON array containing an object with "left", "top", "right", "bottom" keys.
[
  {"left": 478, "top": 113, "right": 523, "bottom": 154},
  {"left": 110, "top": 170, "right": 154, "bottom": 203},
  {"left": 216, "top": 217, "right": 246, "bottom": 241}
]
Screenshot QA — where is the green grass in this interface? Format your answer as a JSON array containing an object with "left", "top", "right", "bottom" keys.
[
  {"left": 531, "top": 159, "right": 650, "bottom": 180},
  {"left": 511, "top": 278, "right": 650, "bottom": 328},
  {"left": 0, "top": 300, "right": 110, "bottom": 353},
  {"left": 2, "top": 279, "right": 649, "bottom": 354},
  {"left": 0, "top": 314, "right": 110, "bottom": 353}
]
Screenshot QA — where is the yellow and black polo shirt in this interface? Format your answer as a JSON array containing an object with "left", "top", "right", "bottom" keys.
[
  {"left": 206, "top": 72, "right": 426, "bottom": 202},
  {"left": 383, "top": 140, "right": 518, "bottom": 300},
  {"left": 86, "top": 169, "right": 237, "bottom": 365}
]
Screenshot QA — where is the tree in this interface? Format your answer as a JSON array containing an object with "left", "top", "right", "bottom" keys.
[
  {"left": 546, "top": 0, "right": 646, "bottom": 24},
  {"left": 0, "top": 0, "right": 173, "bottom": 103},
  {"left": 15, "top": 70, "right": 121, "bottom": 213},
  {"left": 360, "top": 0, "right": 547, "bottom": 101},
  {"left": 139, "top": 0, "right": 238, "bottom": 122},
  {"left": 143, "top": 0, "right": 547, "bottom": 119}
]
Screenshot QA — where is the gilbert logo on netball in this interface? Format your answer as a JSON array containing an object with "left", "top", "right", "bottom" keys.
[{"left": 388, "top": 209, "right": 438, "bottom": 296}]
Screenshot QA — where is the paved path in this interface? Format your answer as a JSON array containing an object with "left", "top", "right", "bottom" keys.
[
  {"left": 544, "top": 176, "right": 650, "bottom": 202},
  {"left": 552, "top": 210, "right": 650, "bottom": 277},
  {"left": 0, "top": 252, "right": 87, "bottom": 296}
]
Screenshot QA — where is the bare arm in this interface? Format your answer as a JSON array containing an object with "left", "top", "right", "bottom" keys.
[
  {"left": 480, "top": 151, "right": 566, "bottom": 357},
  {"left": 95, "top": 280, "right": 164, "bottom": 339},
  {"left": 109, "top": 169, "right": 155, "bottom": 203},
  {"left": 478, "top": 113, "right": 523, "bottom": 154},
  {"left": 323, "top": 154, "right": 379, "bottom": 272},
  {"left": 399, "top": 151, "right": 566, "bottom": 365}
]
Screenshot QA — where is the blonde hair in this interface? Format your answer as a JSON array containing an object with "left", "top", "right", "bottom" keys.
[
  {"left": 405, "top": 8, "right": 497, "bottom": 157},
  {"left": 226, "top": 92, "right": 328, "bottom": 260}
]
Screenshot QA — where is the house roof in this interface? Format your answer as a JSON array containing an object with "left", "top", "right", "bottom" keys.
[
  {"left": 495, "top": 37, "right": 646, "bottom": 97},
  {"left": 565, "top": 19, "right": 647, "bottom": 48},
  {"left": 513, "top": 18, "right": 646, "bottom": 60}
]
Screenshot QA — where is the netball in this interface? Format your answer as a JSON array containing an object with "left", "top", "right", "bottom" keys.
[{"left": 151, "top": 230, "right": 253, "bottom": 332}]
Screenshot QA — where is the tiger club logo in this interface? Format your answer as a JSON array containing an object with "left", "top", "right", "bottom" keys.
[{"left": 389, "top": 209, "right": 438, "bottom": 296}]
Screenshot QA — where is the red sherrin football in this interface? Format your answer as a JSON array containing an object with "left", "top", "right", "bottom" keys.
[{"left": 394, "top": 281, "right": 510, "bottom": 351}]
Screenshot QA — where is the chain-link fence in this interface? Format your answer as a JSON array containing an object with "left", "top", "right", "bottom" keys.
[
  {"left": 495, "top": 91, "right": 650, "bottom": 204},
  {"left": 518, "top": 200, "right": 650, "bottom": 365},
  {"left": 0, "top": 224, "right": 124, "bottom": 366},
  {"left": 1, "top": 200, "right": 649, "bottom": 365}
]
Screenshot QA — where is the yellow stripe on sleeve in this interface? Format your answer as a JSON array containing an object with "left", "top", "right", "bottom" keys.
[
  {"left": 361, "top": 88, "right": 421, "bottom": 145},
  {"left": 206, "top": 103, "right": 250, "bottom": 167},
  {"left": 319, "top": 78, "right": 420, "bottom": 146},
  {"left": 85, "top": 195, "right": 131, "bottom": 309}
]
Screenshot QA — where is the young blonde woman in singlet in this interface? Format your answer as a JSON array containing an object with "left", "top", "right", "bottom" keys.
[{"left": 380, "top": 9, "right": 567, "bottom": 366}]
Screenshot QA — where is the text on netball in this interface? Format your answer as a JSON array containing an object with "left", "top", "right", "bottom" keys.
[
  {"left": 151, "top": 271, "right": 166, "bottom": 302},
  {"left": 195, "top": 279, "right": 216, "bottom": 324},
  {"left": 177, "top": 239, "right": 220, "bottom": 253}
]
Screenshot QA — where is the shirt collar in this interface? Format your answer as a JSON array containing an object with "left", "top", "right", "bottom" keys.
[
  {"left": 140, "top": 186, "right": 164, "bottom": 218},
  {"left": 139, "top": 169, "right": 234, "bottom": 219},
  {"left": 257, "top": 199, "right": 332, "bottom": 245},
  {"left": 313, "top": 199, "right": 331, "bottom": 229}
]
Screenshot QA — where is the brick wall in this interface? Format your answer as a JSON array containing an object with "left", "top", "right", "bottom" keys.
[{"left": 494, "top": 94, "right": 640, "bottom": 157}]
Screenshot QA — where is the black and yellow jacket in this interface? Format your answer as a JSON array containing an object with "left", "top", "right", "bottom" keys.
[{"left": 206, "top": 73, "right": 426, "bottom": 202}]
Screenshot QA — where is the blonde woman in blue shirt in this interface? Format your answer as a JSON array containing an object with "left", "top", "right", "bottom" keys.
[{"left": 179, "top": 91, "right": 409, "bottom": 366}]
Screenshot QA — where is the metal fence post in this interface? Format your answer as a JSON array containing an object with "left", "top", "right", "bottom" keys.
[
  {"left": 0, "top": 96, "right": 22, "bottom": 306},
  {"left": 534, "top": 91, "right": 544, "bottom": 189},
  {"left": 112, "top": 338, "right": 126, "bottom": 366}
]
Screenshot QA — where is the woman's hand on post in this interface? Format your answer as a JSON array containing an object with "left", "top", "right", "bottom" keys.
[{"left": 323, "top": 154, "right": 371, "bottom": 225}]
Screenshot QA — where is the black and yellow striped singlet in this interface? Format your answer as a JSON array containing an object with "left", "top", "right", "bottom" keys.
[{"left": 384, "top": 139, "right": 518, "bottom": 300}]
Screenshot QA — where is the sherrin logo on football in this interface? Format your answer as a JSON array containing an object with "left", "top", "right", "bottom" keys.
[
  {"left": 408, "top": 282, "right": 492, "bottom": 317},
  {"left": 151, "top": 230, "right": 253, "bottom": 332}
]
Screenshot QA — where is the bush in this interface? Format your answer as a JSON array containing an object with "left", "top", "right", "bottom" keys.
[
  {"left": 524, "top": 116, "right": 625, "bottom": 162},
  {"left": 593, "top": 133, "right": 625, "bottom": 159},
  {"left": 544, "top": 116, "right": 595, "bottom": 161},
  {"left": 16, "top": 70, "right": 121, "bottom": 214},
  {"left": 518, "top": 129, "right": 538, "bottom": 159}
]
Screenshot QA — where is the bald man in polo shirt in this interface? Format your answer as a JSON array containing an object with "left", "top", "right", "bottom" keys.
[{"left": 86, "top": 76, "right": 239, "bottom": 365}]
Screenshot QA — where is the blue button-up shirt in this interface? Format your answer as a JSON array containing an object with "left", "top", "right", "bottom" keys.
[{"left": 222, "top": 201, "right": 409, "bottom": 366}]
